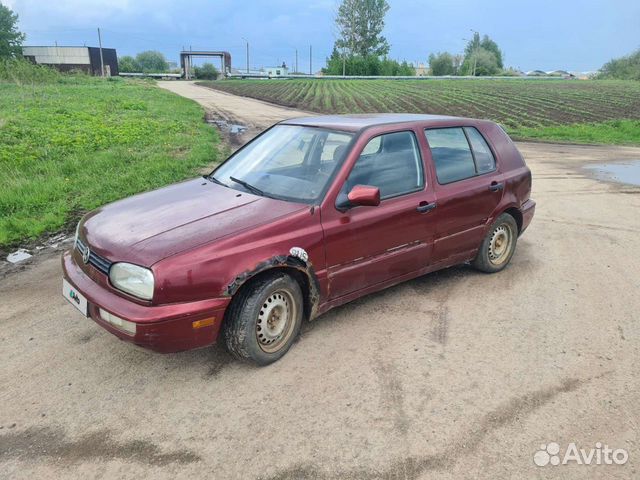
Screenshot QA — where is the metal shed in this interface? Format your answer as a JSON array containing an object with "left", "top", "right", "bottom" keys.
[{"left": 22, "top": 46, "right": 119, "bottom": 76}]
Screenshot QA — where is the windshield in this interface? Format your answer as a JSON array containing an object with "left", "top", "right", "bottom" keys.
[{"left": 212, "top": 125, "right": 353, "bottom": 203}]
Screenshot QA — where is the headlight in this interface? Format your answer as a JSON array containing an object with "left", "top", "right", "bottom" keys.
[{"left": 109, "top": 262, "right": 154, "bottom": 300}]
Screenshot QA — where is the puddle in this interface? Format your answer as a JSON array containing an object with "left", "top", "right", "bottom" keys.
[
  {"left": 206, "top": 119, "right": 248, "bottom": 135},
  {"left": 584, "top": 160, "right": 640, "bottom": 186}
]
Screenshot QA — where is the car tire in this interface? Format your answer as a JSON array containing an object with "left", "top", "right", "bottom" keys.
[
  {"left": 472, "top": 213, "right": 518, "bottom": 273},
  {"left": 222, "top": 272, "right": 303, "bottom": 366}
]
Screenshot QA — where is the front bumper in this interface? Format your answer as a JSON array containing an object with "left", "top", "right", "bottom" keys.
[
  {"left": 62, "top": 251, "right": 230, "bottom": 353},
  {"left": 520, "top": 199, "right": 536, "bottom": 234}
]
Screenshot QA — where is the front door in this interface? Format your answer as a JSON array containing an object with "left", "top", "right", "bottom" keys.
[{"left": 321, "top": 130, "right": 437, "bottom": 299}]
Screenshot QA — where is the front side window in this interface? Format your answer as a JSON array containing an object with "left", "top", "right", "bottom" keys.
[
  {"left": 425, "top": 127, "right": 496, "bottom": 184},
  {"left": 213, "top": 125, "right": 353, "bottom": 203},
  {"left": 341, "top": 131, "right": 424, "bottom": 200}
]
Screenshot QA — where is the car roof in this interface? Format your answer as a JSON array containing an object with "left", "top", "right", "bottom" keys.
[{"left": 280, "top": 113, "right": 486, "bottom": 132}]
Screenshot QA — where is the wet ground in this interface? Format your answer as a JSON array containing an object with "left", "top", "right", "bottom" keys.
[{"left": 584, "top": 159, "right": 640, "bottom": 186}]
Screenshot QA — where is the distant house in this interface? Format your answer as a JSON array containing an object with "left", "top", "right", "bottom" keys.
[
  {"left": 525, "top": 70, "right": 548, "bottom": 76},
  {"left": 22, "top": 46, "right": 119, "bottom": 76},
  {"left": 414, "top": 62, "right": 429, "bottom": 76},
  {"left": 265, "top": 63, "right": 289, "bottom": 77}
]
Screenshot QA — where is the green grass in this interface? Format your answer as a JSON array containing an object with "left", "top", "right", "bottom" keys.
[
  {"left": 199, "top": 79, "right": 640, "bottom": 145},
  {"left": 512, "top": 119, "right": 640, "bottom": 145},
  {"left": 0, "top": 77, "right": 219, "bottom": 248}
]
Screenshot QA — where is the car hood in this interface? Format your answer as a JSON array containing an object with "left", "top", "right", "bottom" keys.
[{"left": 82, "top": 178, "right": 307, "bottom": 265}]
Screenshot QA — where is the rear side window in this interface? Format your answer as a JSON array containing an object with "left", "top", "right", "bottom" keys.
[
  {"left": 424, "top": 127, "right": 496, "bottom": 184},
  {"left": 424, "top": 128, "right": 476, "bottom": 184},
  {"left": 464, "top": 127, "right": 496, "bottom": 173}
]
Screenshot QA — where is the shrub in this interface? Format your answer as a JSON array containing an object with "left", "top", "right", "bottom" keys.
[
  {"left": 118, "top": 55, "right": 140, "bottom": 73},
  {"left": 135, "top": 51, "right": 168, "bottom": 73},
  {"left": 596, "top": 48, "right": 640, "bottom": 80},
  {"left": 428, "top": 52, "right": 455, "bottom": 76},
  {"left": 194, "top": 63, "right": 219, "bottom": 80},
  {"left": 323, "top": 49, "right": 415, "bottom": 76},
  {"left": 0, "top": 58, "right": 61, "bottom": 84}
]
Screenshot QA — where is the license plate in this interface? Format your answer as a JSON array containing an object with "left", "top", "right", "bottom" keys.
[{"left": 62, "top": 279, "right": 88, "bottom": 316}]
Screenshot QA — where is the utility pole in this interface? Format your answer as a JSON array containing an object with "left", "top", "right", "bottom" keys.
[
  {"left": 342, "top": 48, "right": 346, "bottom": 77},
  {"left": 309, "top": 45, "right": 312, "bottom": 76},
  {"left": 470, "top": 29, "right": 479, "bottom": 77},
  {"left": 242, "top": 37, "right": 249, "bottom": 74},
  {"left": 295, "top": 48, "right": 298, "bottom": 73},
  {"left": 97, "top": 28, "right": 105, "bottom": 77}
]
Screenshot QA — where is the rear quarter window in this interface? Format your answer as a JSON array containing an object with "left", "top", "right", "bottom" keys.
[{"left": 464, "top": 127, "right": 496, "bottom": 174}]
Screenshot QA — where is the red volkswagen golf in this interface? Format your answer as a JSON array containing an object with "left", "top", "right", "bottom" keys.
[{"left": 62, "top": 114, "right": 535, "bottom": 365}]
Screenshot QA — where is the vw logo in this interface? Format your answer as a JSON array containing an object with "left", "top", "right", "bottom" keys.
[{"left": 82, "top": 247, "right": 91, "bottom": 264}]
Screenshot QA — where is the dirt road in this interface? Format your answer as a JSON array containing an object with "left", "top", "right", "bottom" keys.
[{"left": 1, "top": 82, "right": 639, "bottom": 479}]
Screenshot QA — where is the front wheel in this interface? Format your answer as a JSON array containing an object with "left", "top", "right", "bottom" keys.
[
  {"left": 472, "top": 213, "right": 518, "bottom": 273},
  {"left": 222, "top": 272, "right": 303, "bottom": 366}
]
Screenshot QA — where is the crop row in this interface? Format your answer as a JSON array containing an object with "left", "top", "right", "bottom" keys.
[{"left": 201, "top": 79, "right": 640, "bottom": 128}]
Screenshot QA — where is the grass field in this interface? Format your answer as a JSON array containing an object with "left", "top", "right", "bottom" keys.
[
  {"left": 200, "top": 79, "right": 640, "bottom": 144},
  {"left": 0, "top": 77, "right": 219, "bottom": 249}
]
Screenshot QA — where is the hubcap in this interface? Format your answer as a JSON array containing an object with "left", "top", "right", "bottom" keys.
[
  {"left": 488, "top": 224, "right": 513, "bottom": 265},
  {"left": 256, "top": 290, "right": 295, "bottom": 353}
]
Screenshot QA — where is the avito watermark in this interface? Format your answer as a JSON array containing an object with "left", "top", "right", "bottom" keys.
[{"left": 534, "top": 442, "right": 628, "bottom": 467}]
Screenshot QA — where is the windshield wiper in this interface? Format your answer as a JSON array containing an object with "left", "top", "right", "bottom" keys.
[
  {"left": 229, "top": 176, "right": 265, "bottom": 196},
  {"left": 204, "top": 174, "right": 224, "bottom": 185}
]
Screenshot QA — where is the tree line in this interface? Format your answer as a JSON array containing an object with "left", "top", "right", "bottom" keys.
[
  {"left": 596, "top": 48, "right": 640, "bottom": 80},
  {"left": 119, "top": 50, "right": 219, "bottom": 79},
  {"left": 1, "top": 1, "right": 638, "bottom": 80},
  {"left": 428, "top": 32, "right": 507, "bottom": 76},
  {"left": 322, "top": 1, "right": 510, "bottom": 77}
]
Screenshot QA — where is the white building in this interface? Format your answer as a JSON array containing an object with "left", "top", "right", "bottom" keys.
[{"left": 265, "top": 64, "right": 289, "bottom": 77}]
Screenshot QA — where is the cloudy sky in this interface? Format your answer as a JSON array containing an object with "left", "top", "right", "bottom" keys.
[{"left": 5, "top": 0, "right": 639, "bottom": 71}]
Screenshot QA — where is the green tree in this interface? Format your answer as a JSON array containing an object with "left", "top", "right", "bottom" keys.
[
  {"left": 0, "top": 3, "right": 25, "bottom": 58},
  {"left": 428, "top": 52, "right": 455, "bottom": 76},
  {"left": 135, "top": 50, "right": 168, "bottom": 73},
  {"left": 335, "top": 0, "right": 390, "bottom": 57},
  {"left": 479, "top": 35, "right": 503, "bottom": 69},
  {"left": 323, "top": 50, "right": 414, "bottom": 76},
  {"left": 118, "top": 55, "right": 139, "bottom": 73},
  {"left": 461, "top": 47, "right": 500, "bottom": 76},
  {"left": 596, "top": 48, "right": 640, "bottom": 80},
  {"left": 463, "top": 32, "right": 504, "bottom": 73},
  {"left": 193, "top": 62, "right": 219, "bottom": 80},
  {"left": 324, "top": 47, "right": 343, "bottom": 74}
]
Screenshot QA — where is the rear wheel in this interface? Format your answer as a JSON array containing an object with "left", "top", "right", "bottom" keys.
[
  {"left": 472, "top": 213, "right": 518, "bottom": 273},
  {"left": 222, "top": 272, "right": 303, "bottom": 365}
]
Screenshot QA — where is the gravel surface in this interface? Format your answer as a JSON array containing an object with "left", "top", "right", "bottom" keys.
[{"left": 1, "top": 82, "right": 638, "bottom": 479}]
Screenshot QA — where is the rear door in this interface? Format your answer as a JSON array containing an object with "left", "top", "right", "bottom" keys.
[
  {"left": 321, "top": 129, "right": 437, "bottom": 299},
  {"left": 423, "top": 126, "right": 504, "bottom": 263}
]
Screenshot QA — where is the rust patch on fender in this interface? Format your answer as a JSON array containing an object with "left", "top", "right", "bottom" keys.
[{"left": 226, "top": 254, "right": 321, "bottom": 320}]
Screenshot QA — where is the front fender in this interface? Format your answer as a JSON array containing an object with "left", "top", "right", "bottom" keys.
[{"left": 225, "top": 251, "right": 322, "bottom": 321}]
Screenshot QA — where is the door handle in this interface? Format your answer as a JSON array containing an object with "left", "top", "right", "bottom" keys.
[
  {"left": 489, "top": 182, "right": 504, "bottom": 192},
  {"left": 417, "top": 202, "right": 437, "bottom": 213}
]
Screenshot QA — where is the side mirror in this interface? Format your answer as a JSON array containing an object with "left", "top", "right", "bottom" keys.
[
  {"left": 335, "top": 185, "right": 380, "bottom": 210},
  {"left": 348, "top": 185, "right": 380, "bottom": 207},
  {"left": 335, "top": 185, "right": 381, "bottom": 211}
]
